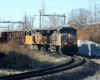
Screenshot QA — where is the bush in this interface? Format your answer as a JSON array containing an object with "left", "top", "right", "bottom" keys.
[
  {"left": 0, "top": 50, "right": 47, "bottom": 70},
  {"left": 0, "top": 42, "right": 56, "bottom": 70},
  {"left": 0, "top": 52, "right": 6, "bottom": 59}
]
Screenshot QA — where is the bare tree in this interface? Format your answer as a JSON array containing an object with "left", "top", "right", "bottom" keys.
[
  {"left": 45, "top": 14, "right": 64, "bottom": 29},
  {"left": 9, "top": 23, "right": 15, "bottom": 31},
  {"left": 98, "top": 8, "right": 100, "bottom": 21},
  {"left": 67, "top": 8, "right": 89, "bottom": 27},
  {"left": 67, "top": 9, "right": 77, "bottom": 26},
  {"left": 17, "top": 24, "right": 24, "bottom": 30},
  {"left": 23, "top": 14, "right": 35, "bottom": 30}
]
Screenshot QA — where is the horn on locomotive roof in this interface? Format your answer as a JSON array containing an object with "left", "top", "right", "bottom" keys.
[{"left": 63, "top": 25, "right": 72, "bottom": 27}]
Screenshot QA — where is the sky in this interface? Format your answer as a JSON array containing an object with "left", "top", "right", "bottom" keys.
[{"left": 0, "top": 0, "right": 100, "bottom": 31}]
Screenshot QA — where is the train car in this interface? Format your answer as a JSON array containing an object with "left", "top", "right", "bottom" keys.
[
  {"left": 49, "top": 26, "right": 78, "bottom": 55},
  {"left": 2, "top": 31, "right": 26, "bottom": 45}
]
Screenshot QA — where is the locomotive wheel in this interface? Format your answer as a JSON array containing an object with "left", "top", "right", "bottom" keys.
[
  {"left": 27, "top": 46, "right": 31, "bottom": 53},
  {"left": 34, "top": 45, "right": 39, "bottom": 51},
  {"left": 48, "top": 47, "right": 51, "bottom": 52},
  {"left": 40, "top": 46, "right": 44, "bottom": 51},
  {"left": 24, "top": 45, "right": 27, "bottom": 48}
]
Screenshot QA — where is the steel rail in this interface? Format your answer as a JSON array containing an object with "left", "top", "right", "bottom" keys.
[
  {"left": 0, "top": 55, "right": 72, "bottom": 80},
  {"left": 24, "top": 56, "right": 85, "bottom": 80},
  {"left": 0, "top": 55, "right": 85, "bottom": 80}
]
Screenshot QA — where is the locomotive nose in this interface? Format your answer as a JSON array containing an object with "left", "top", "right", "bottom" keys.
[{"left": 61, "top": 34, "right": 77, "bottom": 46}]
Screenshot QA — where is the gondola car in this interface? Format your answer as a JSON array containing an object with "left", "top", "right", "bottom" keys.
[{"left": 2, "top": 31, "right": 26, "bottom": 45}]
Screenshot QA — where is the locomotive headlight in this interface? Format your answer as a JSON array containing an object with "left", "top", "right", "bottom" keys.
[
  {"left": 69, "top": 34, "right": 70, "bottom": 37},
  {"left": 74, "top": 42, "right": 76, "bottom": 45},
  {"left": 65, "top": 42, "right": 67, "bottom": 45}
]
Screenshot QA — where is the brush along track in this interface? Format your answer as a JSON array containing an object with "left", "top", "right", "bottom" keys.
[{"left": 0, "top": 55, "right": 85, "bottom": 80}]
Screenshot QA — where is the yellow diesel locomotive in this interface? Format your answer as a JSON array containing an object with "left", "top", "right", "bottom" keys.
[{"left": 25, "top": 29, "right": 55, "bottom": 51}]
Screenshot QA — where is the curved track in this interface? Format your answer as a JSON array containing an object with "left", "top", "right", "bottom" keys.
[{"left": 0, "top": 55, "right": 85, "bottom": 80}]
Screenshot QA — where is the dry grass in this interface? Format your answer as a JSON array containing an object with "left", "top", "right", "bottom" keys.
[
  {"left": 0, "top": 41, "right": 62, "bottom": 71},
  {"left": 91, "top": 59, "right": 100, "bottom": 65},
  {"left": 0, "top": 69, "right": 22, "bottom": 76},
  {"left": 0, "top": 42, "right": 60, "bottom": 62},
  {"left": 0, "top": 41, "right": 29, "bottom": 55},
  {"left": 0, "top": 50, "right": 50, "bottom": 70},
  {"left": 33, "top": 53, "right": 64, "bottom": 63},
  {"left": 0, "top": 41, "right": 64, "bottom": 76},
  {"left": 0, "top": 41, "right": 45, "bottom": 70},
  {"left": 0, "top": 41, "right": 61, "bottom": 63},
  {"left": 0, "top": 42, "right": 67, "bottom": 76},
  {"left": 0, "top": 33, "right": 1, "bottom": 37}
]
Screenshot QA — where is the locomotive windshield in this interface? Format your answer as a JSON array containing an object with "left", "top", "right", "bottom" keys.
[
  {"left": 60, "top": 30, "right": 76, "bottom": 34},
  {"left": 57, "top": 27, "right": 77, "bottom": 34}
]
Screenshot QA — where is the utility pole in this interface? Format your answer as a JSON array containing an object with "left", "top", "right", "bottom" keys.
[
  {"left": 41, "top": 1, "right": 45, "bottom": 25},
  {"left": 39, "top": 1, "right": 45, "bottom": 29},
  {"left": 39, "top": 11, "right": 42, "bottom": 29},
  {"left": 25, "top": 12, "right": 27, "bottom": 30},
  {"left": 63, "top": 13, "right": 66, "bottom": 25},
  {"left": 7, "top": 26, "right": 9, "bottom": 31}
]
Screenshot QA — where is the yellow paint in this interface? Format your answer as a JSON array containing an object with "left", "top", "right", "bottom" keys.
[
  {"left": 25, "top": 35, "right": 33, "bottom": 44},
  {"left": 25, "top": 32, "right": 49, "bottom": 45}
]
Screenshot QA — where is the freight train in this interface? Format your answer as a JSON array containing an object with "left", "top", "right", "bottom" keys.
[{"left": 1, "top": 26, "right": 78, "bottom": 55}]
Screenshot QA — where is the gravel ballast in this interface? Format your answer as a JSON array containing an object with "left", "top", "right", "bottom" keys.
[{"left": 24, "top": 58, "right": 100, "bottom": 80}]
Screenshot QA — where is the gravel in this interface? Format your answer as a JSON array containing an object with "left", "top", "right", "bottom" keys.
[{"left": 24, "top": 58, "right": 100, "bottom": 80}]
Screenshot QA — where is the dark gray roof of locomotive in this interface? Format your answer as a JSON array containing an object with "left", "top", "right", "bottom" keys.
[
  {"left": 57, "top": 27, "right": 77, "bottom": 31},
  {"left": 26, "top": 27, "right": 76, "bottom": 34},
  {"left": 26, "top": 29, "right": 56, "bottom": 34}
]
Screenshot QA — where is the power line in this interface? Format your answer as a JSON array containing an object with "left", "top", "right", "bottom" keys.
[
  {"left": 0, "top": 11, "right": 37, "bottom": 13},
  {"left": 0, "top": 26, "right": 9, "bottom": 31},
  {"left": 39, "top": 11, "right": 66, "bottom": 29},
  {"left": 0, "top": 5, "right": 39, "bottom": 7},
  {"left": 0, "top": 21, "right": 25, "bottom": 23},
  {"left": 45, "top": 1, "right": 84, "bottom": 10}
]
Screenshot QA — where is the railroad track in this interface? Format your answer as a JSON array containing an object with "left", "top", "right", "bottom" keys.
[{"left": 0, "top": 55, "right": 85, "bottom": 80}]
